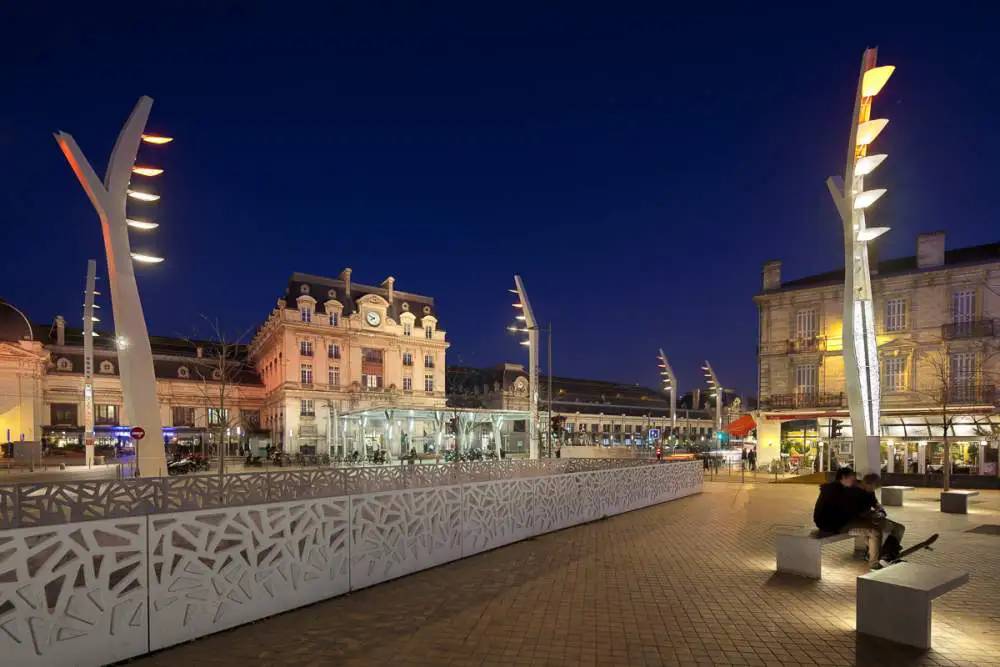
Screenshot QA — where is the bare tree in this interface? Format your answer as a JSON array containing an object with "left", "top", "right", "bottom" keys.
[{"left": 187, "top": 316, "right": 256, "bottom": 476}]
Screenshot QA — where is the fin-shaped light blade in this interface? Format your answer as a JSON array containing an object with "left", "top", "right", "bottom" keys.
[
  {"left": 856, "top": 119, "right": 889, "bottom": 146},
  {"left": 854, "top": 154, "right": 887, "bottom": 177},
  {"left": 141, "top": 135, "right": 173, "bottom": 144},
  {"left": 132, "top": 166, "right": 164, "bottom": 176},
  {"left": 853, "top": 188, "right": 887, "bottom": 209},
  {"left": 126, "top": 218, "right": 160, "bottom": 230},
  {"left": 127, "top": 189, "right": 160, "bottom": 202},
  {"left": 862, "top": 65, "right": 895, "bottom": 98},
  {"left": 858, "top": 226, "right": 890, "bottom": 242},
  {"left": 131, "top": 253, "right": 164, "bottom": 263}
]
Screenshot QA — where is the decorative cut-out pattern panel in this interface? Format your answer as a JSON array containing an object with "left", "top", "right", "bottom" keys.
[
  {"left": 350, "top": 486, "right": 463, "bottom": 590},
  {"left": 463, "top": 479, "right": 535, "bottom": 556},
  {"left": 17, "top": 480, "right": 158, "bottom": 527},
  {"left": 344, "top": 465, "right": 406, "bottom": 495},
  {"left": 147, "top": 497, "right": 349, "bottom": 651},
  {"left": 533, "top": 474, "right": 585, "bottom": 534},
  {"left": 0, "top": 484, "right": 15, "bottom": 529},
  {"left": 0, "top": 517, "right": 149, "bottom": 666}
]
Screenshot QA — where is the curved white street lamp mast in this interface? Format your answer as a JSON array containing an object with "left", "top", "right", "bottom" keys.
[
  {"left": 509, "top": 275, "right": 540, "bottom": 459},
  {"left": 54, "top": 96, "right": 170, "bottom": 477},
  {"left": 702, "top": 361, "right": 722, "bottom": 445},
  {"left": 826, "top": 48, "right": 895, "bottom": 475},
  {"left": 657, "top": 349, "right": 677, "bottom": 441}
]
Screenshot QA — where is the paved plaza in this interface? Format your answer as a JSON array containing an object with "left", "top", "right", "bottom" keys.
[{"left": 127, "top": 481, "right": 1000, "bottom": 667}]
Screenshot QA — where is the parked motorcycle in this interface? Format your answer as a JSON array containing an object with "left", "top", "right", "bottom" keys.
[{"left": 167, "top": 457, "right": 196, "bottom": 475}]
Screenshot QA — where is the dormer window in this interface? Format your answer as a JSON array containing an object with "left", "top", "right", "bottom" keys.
[
  {"left": 299, "top": 284, "right": 310, "bottom": 295},
  {"left": 56, "top": 357, "right": 72, "bottom": 372},
  {"left": 178, "top": 366, "right": 190, "bottom": 379},
  {"left": 99, "top": 360, "right": 114, "bottom": 374}
]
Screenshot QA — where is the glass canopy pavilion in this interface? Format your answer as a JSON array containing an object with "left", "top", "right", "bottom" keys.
[{"left": 331, "top": 406, "right": 530, "bottom": 458}]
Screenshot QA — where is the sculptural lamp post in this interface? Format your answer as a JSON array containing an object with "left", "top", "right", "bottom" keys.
[
  {"left": 54, "top": 96, "right": 170, "bottom": 477},
  {"left": 702, "top": 361, "right": 722, "bottom": 448},
  {"left": 509, "top": 275, "right": 540, "bottom": 459},
  {"left": 826, "top": 49, "right": 895, "bottom": 475},
  {"left": 657, "top": 349, "right": 677, "bottom": 444}
]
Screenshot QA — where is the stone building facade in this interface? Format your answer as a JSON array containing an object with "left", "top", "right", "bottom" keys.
[
  {"left": 755, "top": 232, "right": 1000, "bottom": 473},
  {"left": 249, "top": 270, "right": 449, "bottom": 451}
]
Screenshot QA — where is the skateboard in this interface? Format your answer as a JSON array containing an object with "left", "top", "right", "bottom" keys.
[{"left": 871, "top": 533, "right": 939, "bottom": 569}]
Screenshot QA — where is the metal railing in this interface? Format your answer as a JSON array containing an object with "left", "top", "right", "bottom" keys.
[
  {"left": 787, "top": 337, "right": 825, "bottom": 354},
  {"left": 0, "top": 457, "right": 686, "bottom": 530},
  {"left": 942, "top": 319, "right": 997, "bottom": 340},
  {"left": 761, "top": 392, "right": 846, "bottom": 410}
]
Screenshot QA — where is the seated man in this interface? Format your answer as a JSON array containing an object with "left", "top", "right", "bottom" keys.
[
  {"left": 847, "top": 473, "right": 905, "bottom": 563},
  {"left": 813, "top": 466, "right": 857, "bottom": 534}
]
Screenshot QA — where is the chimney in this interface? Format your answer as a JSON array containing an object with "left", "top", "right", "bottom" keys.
[
  {"left": 762, "top": 260, "right": 782, "bottom": 291},
  {"left": 382, "top": 276, "right": 395, "bottom": 303},
  {"left": 917, "top": 232, "right": 945, "bottom": 268},
  {"left": 340, "top": 267, "right": 352, "bottom": 297},
  {"left": 55, "top": 316, "right": 65, "bottom": 346}
]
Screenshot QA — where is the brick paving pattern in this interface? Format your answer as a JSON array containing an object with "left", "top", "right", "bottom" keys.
[{"left": 127, "top": 481, "right": 1000, "bottom": 666}]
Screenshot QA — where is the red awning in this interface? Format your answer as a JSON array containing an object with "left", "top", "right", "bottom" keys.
[{"left": 724, "top": 414, "right": 756, "bottom": 437}]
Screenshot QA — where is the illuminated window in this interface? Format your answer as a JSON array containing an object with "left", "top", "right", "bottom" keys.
[
  {"left": 795, "top": 309, "right": 817, "bottom": 339},
  {"left": 795, "top": 364, "right": 817, "bottom": 396},
  {"left": 883, "top": 356, "right": 906, "bottom": 392},
  {"left": 885, "top": 299, "right": 906, "bottom": 332},
  {"left": 402, "top": 352, "right": 413, "bottom": 366},
  {"left": 208, "top": 408, "right": 228, "bottom": 426}
]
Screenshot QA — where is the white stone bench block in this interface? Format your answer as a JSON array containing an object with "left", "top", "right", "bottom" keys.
[
  {"left": 776, "top": 531, "right": 852, "bottom": 579},
  {"left": 940, "top": 490, "right": 979, "bottom": 514},
  {"left": 857, "top": 562, "right": 968, "bottom": 649},
  {"left": 880, "top": 485, "right": 915, "bottom": 507}
]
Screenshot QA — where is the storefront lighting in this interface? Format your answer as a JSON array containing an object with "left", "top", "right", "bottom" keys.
[{"left": 127, "top": 189, "right": 160, "bottom": 202}]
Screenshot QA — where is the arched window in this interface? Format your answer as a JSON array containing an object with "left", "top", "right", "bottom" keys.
[
  {"left": 99, "top": 360, "right": 114, "bottom": 374},
  {"left": 178, "top": 366, "right": 190, "bottom": 379},
  {"left": 56, "top": 357, "right": 72, "bottom": 372}
]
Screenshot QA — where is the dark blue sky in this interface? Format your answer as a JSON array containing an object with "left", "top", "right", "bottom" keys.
[{"left": 1, "top": 3, "right": 998, "bottom": 396}]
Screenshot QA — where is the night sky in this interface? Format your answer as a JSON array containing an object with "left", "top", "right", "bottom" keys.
[{"left": 1, "top": 3, "right": 998, "bottom": 396}]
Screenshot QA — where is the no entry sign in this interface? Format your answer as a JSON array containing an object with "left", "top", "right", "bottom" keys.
[{"left": 130, "top": 426, "right": 146, "bottom": 441}]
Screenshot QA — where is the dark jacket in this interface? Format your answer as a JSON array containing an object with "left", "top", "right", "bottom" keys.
[
  {"left": 846, "top": 485, "right": 879, "bottom": 518},
  {"left": 813, "top": 482, "right": 852, "bottom": 533}
]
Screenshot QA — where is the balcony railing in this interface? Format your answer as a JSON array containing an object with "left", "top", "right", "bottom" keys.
[
  {"left": 942, "top": 383, "right": 997, "bottom": 405},
  {"left": 787, "top": 337, "right": 825, "bottom": 354},
  {"left": 941, "top": 319, "right": 997, "bottom": 340},
  {"left": 761, "top": 392, "right": 846, "bottom": 410}
]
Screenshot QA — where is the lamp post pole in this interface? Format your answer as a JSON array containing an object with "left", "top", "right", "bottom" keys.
[
  {"left": 657, "top": 349, "right": 677, "bottom": 445},
  {"left": 54, "top": 97, "right": 171, "bottom": 477},
  {"left": 702, "top": 361, "right": 722, "bottom": 450},
  {"left": 83, "top": 260, "right": 97, "bottom": 468},
  {"left": 511, "top": 275, "right": 540, "bottom": 459},
  {"left": 826, "top": 48, "right": 895, "bottom": 476}
]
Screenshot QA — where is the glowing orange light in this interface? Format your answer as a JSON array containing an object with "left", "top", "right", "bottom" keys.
[
  {"left": 132, "top": 166, "right": 163, "bottom": 176},
  {"left": 141, "top": 135, "right": 173, "bottom": 145}
]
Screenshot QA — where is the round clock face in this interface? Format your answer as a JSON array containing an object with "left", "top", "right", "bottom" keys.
[{"left": 366, "top": 311, "right": 381, "bottom": 327}]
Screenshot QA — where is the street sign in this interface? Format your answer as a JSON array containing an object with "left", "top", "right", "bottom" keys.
[
  {"left": 130, "top": 426, "right": 146, "bottom": 441},
  {"left": 648, "top": 428, "right": 661, "bottom": 441}
]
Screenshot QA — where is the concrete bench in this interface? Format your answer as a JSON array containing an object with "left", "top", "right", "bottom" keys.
[
  {"left": 880, "top": 485, "right": 914, "bottom": 507},
  {"left": 857, "top": 562, "right": 969, "bottom": 649},
  {"left": 940, "top": 490, "right": 979, "bottom": 514},
  {"left": 776, "top": 530, "right": 853, "bottom": 579}
]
